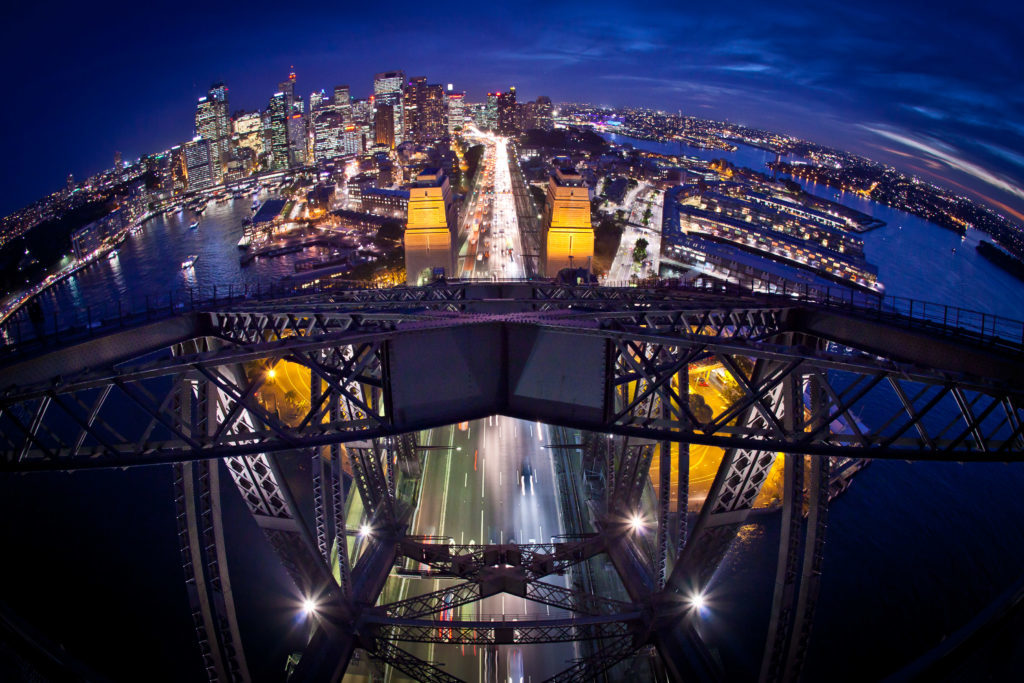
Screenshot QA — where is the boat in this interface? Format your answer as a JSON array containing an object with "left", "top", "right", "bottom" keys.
[
  {"left": 189, "top": 220, "right": 199, "bottom": 230},
  {"left": 237, "top": 234, "right": 252, "bottom": 249},
  {"left": 181, "top": 254, "right": 198, "bottom": 269},
  {"left": 107, "top": 250, "right": 118, "bottom": 260}
]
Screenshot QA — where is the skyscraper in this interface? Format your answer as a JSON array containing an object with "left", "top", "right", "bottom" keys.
[
  {"left": 403, "top": 78, "right": 447, "bottom": 142},
  {"left": 542, "top": 167, "right": 593, "bottom": 275},
  {"left": 232, "top": 111, "right": 264, "bottom": 157},
  {"left": 497, "top": 87, "right": 518, "bottom": 136},
  {"left": 404, "top": 167, "right": 457, "bottom": 285},
  {"left": 485, "top": 93, "right": 499, "bottom": 131},
  {"left": 333, "top": 85, "right": 352, "bottom": 122},
  {"left": 266, "top": 92, "right": 290, "bottom": 171},
  {"left": 447, "top": 92, "right": 466, "bottom": 134},
  {"left": 374, "top": 103, "right": 395, "bottom": 149},
  {"left": 195, "top": 83, "right": 231, "bottom": 181},
  {"left": 183, "top": 138, "right": 214, "bottom": 191},
  {"left": 312, "top": 109, "right": 343, "bottom": 162},
  {"left": 286, "top": 113, "right": 307, "bottom": 167},
  {"left": 374, "top": 70, "right": 406, "bottom": 144}
]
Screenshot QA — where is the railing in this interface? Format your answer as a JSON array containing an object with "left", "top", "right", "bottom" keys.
[{"left": 1, "top": 276, "right": 1022, "bottom": 362}]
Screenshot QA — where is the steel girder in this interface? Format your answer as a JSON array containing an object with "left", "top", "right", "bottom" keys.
[
  {"left": 365, "top": 613, "right": 641, "bottom": 645},
  {"left": 398, "top": 538, "right": 606, "bottom": 580},
  {"left": 366, "top": 641, "right": 462, "bottom": 683},
  {"left": 4, "top": 304, "right": 1023, "bottom": 471},
  {"left": 543, "top": 637, "right": 642, "bottom": 683}
]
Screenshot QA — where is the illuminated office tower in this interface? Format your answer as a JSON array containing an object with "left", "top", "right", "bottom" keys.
[
  {"left": 404, "top": 77, "right": 447, "bottom": 142},
  {"left": 404, "top": 167, "right": 456, "bottom": 285},
  {"left": 339, "top": 125, "right": 364, "bottom": 155},
  {"left": 286, "top": 113, "right": 307, "bottom": 166},
  {"left": 310, "top": 89, "right": 327, "bottom": 111},
  {"left": 374, "top": 70, "right": 405, "bottom": 144},
  {"left": 195, "top": 83, "right": 231, "bottom": 180},
  {"left": 232, "top": 111, "right": 264, "bottom": 156},
  {"left": 447, "top": 92, "right": 465, "bottom": 133},
  {"left": 114, "top": 150, "right": 124, "bottom": 171},
  {"left": 333, "top": 85, "right": 351, "bottom": 122},
  {"left": 312, "top": 109, "right": 343, "bottom": 162},
  {"left": 497, "top": 87, "right": 518, "bottom": 136},
  {"left": 183, "top": 137, "right": 215, "bottom": 191},
  {"left": 351, "top": 98, "right": 373, "bottom": 125},
  {"left": 542, "top": 167, "right": 593, "bottom": 275},
  {"left": 485, "top": 93, "right": 499, "bottom": 131},
  {"left": 374, "top": 103, "right": 395, "bottom": 149},
  {"left": 266, "top": 92, "right": 290, "bottom": 171},
  {"left": 279, "top": 71, "right": 297, "bottom": 107},
  {"left": 534, "top": 96, "right": 553, "bottom": 131}
]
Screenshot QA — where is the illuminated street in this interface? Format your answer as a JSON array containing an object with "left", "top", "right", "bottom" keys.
[
  {"left": 457, "top": 130, "right": 527, "bottom": 279},
  {"left": 384, "top": 417, "right": 576, "bottom": 681}
]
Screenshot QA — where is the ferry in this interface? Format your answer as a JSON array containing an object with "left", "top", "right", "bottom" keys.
[
  {"left": 107, "top": 250, "right": 118, "bottom": 260},
  {"left": 237, "top": 234, "right": 252, "bottom": 249},
  {"left": 181, "top": 254, "right": 198, "bottom": 269},
  {"left": 189, "top": 220, "right": 199, "bottom": 229}
]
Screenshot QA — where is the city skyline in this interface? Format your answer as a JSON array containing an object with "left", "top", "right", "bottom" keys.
[{"left": 3, "top": 1, "right": 1022, "bottom": 220}]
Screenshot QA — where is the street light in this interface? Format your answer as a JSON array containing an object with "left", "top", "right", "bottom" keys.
[
  {"left": 629, "top": 514, "right": 644, "bottom": 533},
  {"left": 359, "top": 523, "right": 372, "bottom": 538},
  {"left": 302, "top": 597, "right": 318, "bottom": 617}
]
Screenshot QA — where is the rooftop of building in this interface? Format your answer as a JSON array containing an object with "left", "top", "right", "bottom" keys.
[
  {"left": 411, "top": 167, "right": 446, "bottom": 187},
  {"left": 553, "top": 167, "right": 584, "bottom": 186}
]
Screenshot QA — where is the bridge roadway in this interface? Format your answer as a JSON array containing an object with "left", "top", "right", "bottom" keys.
[{"left": 384, "top": 417, "right": 576, "bottom": 681}]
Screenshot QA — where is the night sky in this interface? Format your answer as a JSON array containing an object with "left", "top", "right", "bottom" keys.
[{"left": 3, "top": 0, "right": 1023, "bottom": 221}]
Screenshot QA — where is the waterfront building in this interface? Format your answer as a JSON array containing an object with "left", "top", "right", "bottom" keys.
[
  {"left": 404, "top": 167, "right": 456, "bottom": 285},
  {"left": 542, "top": 167, "right": 593, "bottom": 275},
  {"left": 374, "top": 70, "right": 406, "bottom": 144},
  {"left": 359, "top": 187, "right": 409, "bottom": 217},
  {"left": 183, "top": 137, "right": 215, "bottom": 191},
  {"left": 447, "top": 92, "right": 465, "bottom": 134}
]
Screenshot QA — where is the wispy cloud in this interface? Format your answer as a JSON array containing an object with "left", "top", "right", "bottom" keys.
[{"left": 861, "top": 124, "right": 1024, "bottom": 202}]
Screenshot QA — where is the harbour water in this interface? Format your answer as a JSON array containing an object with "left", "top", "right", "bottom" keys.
[{"left": 4, "top": 137, "right": 1024, "bottom": 680}]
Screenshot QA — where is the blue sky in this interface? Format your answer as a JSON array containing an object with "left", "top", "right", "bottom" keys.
[{"left": 3, "top": 0, "right": 1022, "bottom": 220}]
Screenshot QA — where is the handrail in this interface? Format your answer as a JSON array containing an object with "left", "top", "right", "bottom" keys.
[{"left": 1, "top": 277, "right": 1021, "bottom": 361}]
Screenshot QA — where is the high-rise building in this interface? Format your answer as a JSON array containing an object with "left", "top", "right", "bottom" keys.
[
  {"left": 485, "top": 93, "right": 499, "bottom": 131},
  {"left": 66, "top": 173, "right": 75, "bottom": 193},
  {"left": 403, "top": 77, "right": 447, "bottom": 142},
  {"left": 497, "top": 87, "right": 518, "bottom": 136},
  {"left": 278, "top": 71, "right": 297, "bottom": 107},
  {"left": 266, "top": 92, "right": 290, "bottom": 171},
  {"left": 333, "top": 85, "right": 351, "bottom": 121},
  {"left": 542, "top": 167, "right": 593, "bottom": 275},
  {"left": 312, "top": 109, "right": 343, "bottom": 162},
  {"left": 232, "top": 111, "right": 264, "bottom": 157},
  {"left": 339, "top": 124, "right": 364, "bottom": 156},
  {"left": 310, "top": 89, "right": 327, "bottom": 111},
  {"left": 404, "top": 167, "right": 457, "bottom": 285},
  {"left": 374, "top": 103, "right": 395, "bottom": 149},
  {"left": 374, "top": 70, "right": 406, "bottom": 144},
  {"left": 447, "top": 92, "right": 465, "bottom": 134},
  {"left": 534, "top": 96, "right": 553, "bottom": 131},
  {"left": 195, "top": 83, "right": 231, "bottom": 181},
  {"left": 113, "top": 150, "right": 123, "bottom": 171},
  {"left": 286, "top": 113, "right": 308, "bottom": 167},
  {"left": 183, "top": 138, "right": 215, "bottom": 191}
]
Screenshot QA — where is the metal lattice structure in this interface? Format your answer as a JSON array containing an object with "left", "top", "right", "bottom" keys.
[{"left": 2, "top": 281, "right": 1023, "bottom": 682}]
